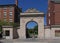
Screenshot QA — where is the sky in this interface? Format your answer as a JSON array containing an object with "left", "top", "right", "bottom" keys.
[
  {"left": 27, "top": 22, "right": 37, "bottom": 29},
  {"left": 0, "top": 0, "right": 48, "bottom": 29}
]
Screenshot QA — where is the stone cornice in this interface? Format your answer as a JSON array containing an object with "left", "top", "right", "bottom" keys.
[{"left": 20, "top": 13, "right": 44, "bottom": 17}]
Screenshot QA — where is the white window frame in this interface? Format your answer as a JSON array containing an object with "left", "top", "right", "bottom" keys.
[
  {"left": 49, "top": 19, "right": 50, "bottom": 24},
  {"left": 4, "top": 12, "right": 7, "bottom": 17},
  {"left": 9, "top": 19, "right": 13, "bottom": 22},
  {"left": 49, "top": 13, "right": 50, "bottom": 16},
  {"left": 9, "top": 12, "right": 13, "bottom": 18}
]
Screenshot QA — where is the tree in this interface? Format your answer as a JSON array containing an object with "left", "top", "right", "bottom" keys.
[
  {"left": 34, "top": 25, "right": 38, "bottom": 34},
  {"left": 0, "top": 21, "right": 19, "bottom": 28}
]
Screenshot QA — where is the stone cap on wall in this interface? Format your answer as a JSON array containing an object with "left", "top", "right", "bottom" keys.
[
  {"left": 2, "top": 26, "right": 13, "bottom": 28},
  {"left": 44, "top": 25, "right": 51, "bottom": 29},
  {"left": 51, "top": 25, "right": 60, "bottom": 28}
]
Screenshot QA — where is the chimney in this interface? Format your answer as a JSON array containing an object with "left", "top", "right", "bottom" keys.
[{"left": 16, "top": 0, "right": 18, "bottom": 6}]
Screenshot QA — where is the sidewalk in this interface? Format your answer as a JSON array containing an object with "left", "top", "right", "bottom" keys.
[{"left": 0, "top": 39, "right": 60, "bottom": 43}]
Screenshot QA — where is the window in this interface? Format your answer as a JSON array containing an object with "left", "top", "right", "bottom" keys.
[
  {"left": 9, "top": 6, "right": 13, "bottom": 11},
  {"left": 3, "top": 7, "right": 7, "bottom": 17},
  {"left": 10, "top": 12, "right": 12, "bottom": 14},
  {"left": 0, "top": 8, "right": 1, "bottom": 11},
  {"left": 9, "top": 19, "right": 13, "bottom": 22},
  {"left": 0, "top": 12, "right": 1, "bottom": 18},
  {"left": 53, "top": 10, "right": 55, "bottom": 13},
  {"left": 49, "top": 13, "right": 50, "bottom": 16},
  {"left": 49, "top": 19, "right": 50, "bottom": 24},
  {"left": 3, "top": 7, "right": 7, "bottom": 9},
  {"left": 4, "top": 13, "right": 7, "bottom": 17},
  {"left": 4, "top": 12, "right": 7, "bottom": 17},
  {"left": 48, "top": 7, "right": 50, "bottom": 10},
  {"left": 4, "top": 19, "right": 6, "bottom": 21},
  {"left": 55, "top": 30, "right": 60, "bottom": 37},
  {"left": 3, "top": 7, "right": 7, "bottom": 11},
  {"left": 10, "top": 13, "right": 12, "bottom": 16},
  {"left": 9, "top": 12, "right": 13, "bottom": 18},
  {"left": 5, "top": 30, "right": 10, "bottom": 36}
]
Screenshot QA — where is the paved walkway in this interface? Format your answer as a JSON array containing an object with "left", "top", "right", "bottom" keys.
[{"left": 0, "top": 39, "right": 60, "bottom": 43}]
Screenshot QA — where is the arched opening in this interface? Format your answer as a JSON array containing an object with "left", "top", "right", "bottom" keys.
[{"left": 26, "top": 21, "right": 38, "bottom": 38}]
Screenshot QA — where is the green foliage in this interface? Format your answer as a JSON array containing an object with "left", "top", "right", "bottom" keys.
[
  {"left": 27, "top": 29, "right": 34, "bottom": 34},
  {"left": 0, "top": 21, "right": 19, "bottom": 32},
  {"left": 0, "top": 28, "right": 1, "bottom": 31},
  {"left": 34, "top": 25, "right": 38, "bottom": 34},
  {"left": 0, "top": 21, "right": 18, "bottom": 27},
  {"left": 27, "top": 25, "right": 38, "bottom": 35},
  {"left": 0, "top": 26, "right": 2, "bottom": 32}
]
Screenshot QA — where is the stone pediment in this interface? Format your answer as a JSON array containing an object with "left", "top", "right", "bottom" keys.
[
  {"left": 24, "top": 8, "right": 40, "bottom": 13},
  {"left": 20, "top": 8, "right": 44, "bottom": 17}
]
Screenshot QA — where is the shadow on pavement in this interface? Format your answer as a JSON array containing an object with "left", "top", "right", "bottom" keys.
[{"left": 0, "top": 41, "right": 3, "bottom": 43}]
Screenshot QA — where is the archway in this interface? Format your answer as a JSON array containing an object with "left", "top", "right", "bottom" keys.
[
  {"left": 19, "top": 8, "right": 44, "bottom": 39},
  {"left": 26, "top": 21, "right": 38, "bottom": 38}
]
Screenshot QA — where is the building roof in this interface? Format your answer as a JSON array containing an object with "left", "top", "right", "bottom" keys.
[
  {"left": 51, "top": 0, "right": 60, "bottom": 3},
  {"left": 0, "top": 4, "right": 16, "bottom": 6},
  {"left": 0, "top": 0, "right": 21, "bottom": 10},
  {"left": 0, "top": 0, "right": 15, "bottom": 6}
]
